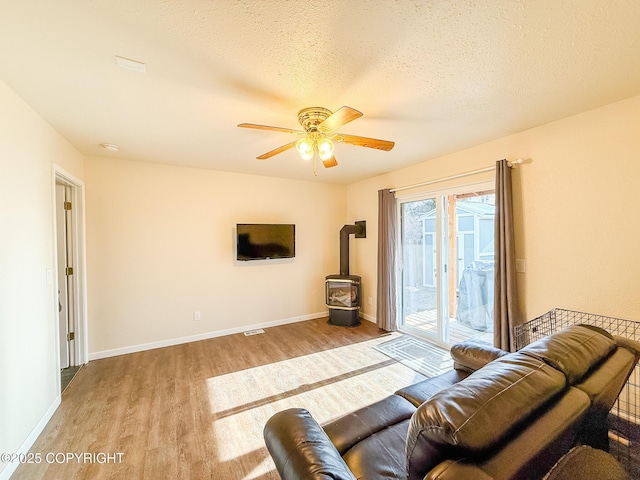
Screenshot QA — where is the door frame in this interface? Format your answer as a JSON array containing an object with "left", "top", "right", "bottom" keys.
[
  {"left": 52, "top": 164, "right": 88, "bottom": 384},
  {"left": 396, "top": 180, "right": 494, "bottom": 347}
]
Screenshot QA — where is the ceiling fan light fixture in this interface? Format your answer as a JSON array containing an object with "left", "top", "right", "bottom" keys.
[
  {"left": 296, "top": 136, "right": 315, "bottom": 160},
  {"left": 238, "top": 106, "right": 394, "bottom": 173},
  {"left": 317, "top": 137, "right": 334, "bottom": 161}
]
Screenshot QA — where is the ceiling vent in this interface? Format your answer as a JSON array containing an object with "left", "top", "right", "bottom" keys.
[{"left": 115, "top": 56, "right": 147, "bottom": 74}]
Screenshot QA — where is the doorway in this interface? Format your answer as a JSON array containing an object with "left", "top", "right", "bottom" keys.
[
  {"left": 398, "top": 182, "right": 495, "bottom": 347},
  {"left": 53, "top": 166, "right": 88, "bottom": 393}
]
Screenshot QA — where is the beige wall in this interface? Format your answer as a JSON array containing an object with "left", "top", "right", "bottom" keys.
[
  {"left": 348, "top": 94, "right": 640, "bottom": 323},
  {"left": 0, "top": 80, "right": 84, "bottom": 478},
  {"left": 85, "top": 157, "right": 347, "bottom": 356}
]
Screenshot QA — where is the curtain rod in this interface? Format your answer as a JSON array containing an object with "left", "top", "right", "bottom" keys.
[{"left": 390, "top": 159, "right": 523, "bottom": 194}]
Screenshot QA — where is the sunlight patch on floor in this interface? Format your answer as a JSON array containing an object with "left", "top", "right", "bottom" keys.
[
  {"left": 205, "top": 334, "right": 405, "bottom": 415},
  {"left": 204, "top": 333, "right": 422, "bottom": 466}
]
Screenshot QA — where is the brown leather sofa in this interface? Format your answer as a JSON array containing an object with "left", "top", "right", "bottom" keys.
[{"left": 264, "top": 325, "right": 640, "bottom": 480}]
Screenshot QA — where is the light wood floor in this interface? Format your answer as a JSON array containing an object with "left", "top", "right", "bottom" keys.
[{"left": 12, "top": 318, "right": 426, "bottom": 480}]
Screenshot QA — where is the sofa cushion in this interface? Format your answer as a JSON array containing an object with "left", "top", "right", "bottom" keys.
[
  {"left": 341, "top": 418, "right": 411, "bottom": 480},
  {"left": 425, "top": 460, "right": 494, "bottom": 480},
  {"left": 520, "top": 325, "right": 616, "bottom": 385},
  {"left": 395, "top": 369, "right": 469, "bottom": 407},
  {"left": 473, "top": 387, "right": 590, "bottom": 480},
  {"left": 323, "top": 394, "right": 416, "bottom": 455},
  {"left": 405, "top": 352, "right": 566, "bottom": 480}
]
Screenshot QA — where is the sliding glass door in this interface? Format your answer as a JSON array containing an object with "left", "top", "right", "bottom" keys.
[
  {"left": 400, "top": 197, "right": 440, "bottom": 340},
  {"left": 398, "top": 184, "right": 495, "bottom": 346}
]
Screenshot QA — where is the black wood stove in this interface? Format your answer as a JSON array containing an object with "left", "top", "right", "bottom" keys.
[{"left": 325, "top": 221, "right": 365, "bottom": 327}]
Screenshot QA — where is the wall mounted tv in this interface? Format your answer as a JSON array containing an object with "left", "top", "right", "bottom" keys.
[{"left": 236, "top": 224, "right": 295, "bottom": 261}]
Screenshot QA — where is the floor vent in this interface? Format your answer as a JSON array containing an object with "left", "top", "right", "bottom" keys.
[{"left": 243, "top": 329, "right": 265, "bottom": 336}]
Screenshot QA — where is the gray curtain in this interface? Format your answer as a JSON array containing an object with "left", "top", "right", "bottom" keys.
[
  {"left": 377, "top": 189, "right": 397, "bottom": 331},
  {"left": 494, "top": 159, "right": 521, "bottom": 351}
]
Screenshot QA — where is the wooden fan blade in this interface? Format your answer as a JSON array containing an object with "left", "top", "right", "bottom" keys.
[
  {"left": 322, "top": 156, "right": 338, "bottom": 168},
  {"left": 318, "top": 106, "right": 363, "bottom": 132},
  {"left": 256, "top": 141, "right": 297, "bottom": 160},
  {"left": 238, "top": 123, "right": 304, "bottom": 135},
  {"left": 337, "top": 134, "right": 395, "bottom": 151}
]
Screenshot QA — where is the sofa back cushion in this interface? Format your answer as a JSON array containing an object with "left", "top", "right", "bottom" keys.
[
  {"left": 405, "top": 352, "right": 566, "bottom": 480},
  {"left": 519, "top": 325, "right": 616, "bottom": 385},
  {"left": 450, "top": 341, "right": 509, "bottom": 373}
]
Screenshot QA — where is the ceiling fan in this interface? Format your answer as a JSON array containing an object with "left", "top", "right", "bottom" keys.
[{"left": 238, "top": 106, "right": 395, "bottom": 175}]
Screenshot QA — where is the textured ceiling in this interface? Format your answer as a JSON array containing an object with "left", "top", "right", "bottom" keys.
[{"left": 1, "top": 1, "right": 640, "bottom": 184}]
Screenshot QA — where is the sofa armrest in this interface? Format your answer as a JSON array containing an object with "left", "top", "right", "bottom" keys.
[
  {"left": 263, "top": 408, "right": 356, "bottom": 480},
  {"left": 451, "top": 341, "right": 508, "bottom": 373},
  {"left": 614, "top": 335, "right": 640, "bottom": 362}
]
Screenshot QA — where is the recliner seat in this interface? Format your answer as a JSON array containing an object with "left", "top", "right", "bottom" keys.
[{"left": 264, "top": 325, "right": 640, "bottom": 480}]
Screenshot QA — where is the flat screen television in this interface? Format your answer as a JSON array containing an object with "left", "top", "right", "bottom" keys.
[{"left": 236, "top": 224, "right": 295, "bottom": 261}]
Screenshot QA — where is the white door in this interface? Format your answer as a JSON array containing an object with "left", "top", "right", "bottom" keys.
[{"left": 56, "top": 182, "right": 75, "bottom": 369}]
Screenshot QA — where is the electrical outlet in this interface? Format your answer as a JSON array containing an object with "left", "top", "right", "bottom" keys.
[
  {"left": 515, "top": 259, "right": 526, "bottom": 273},
  {"left": 367, "top": 296, "right": 373, "bottom": 305},
  {"left": 193, "top": 311, "right": 201, "bottom": 321}
]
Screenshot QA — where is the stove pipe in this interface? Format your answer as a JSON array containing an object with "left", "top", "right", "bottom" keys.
[{"left": 339, "top": 220, "right": 366, "bottom": 276}]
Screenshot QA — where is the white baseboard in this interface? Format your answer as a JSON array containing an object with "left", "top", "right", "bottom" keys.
[
  {"left": 361, "top": 313, "right": 376, "bottom": 324},
  {"left": 0, "top": 396, "right": 61, "bottom": 480},
  {"left": 88, "top": 311, "right": 328, "bottom": 361}
]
